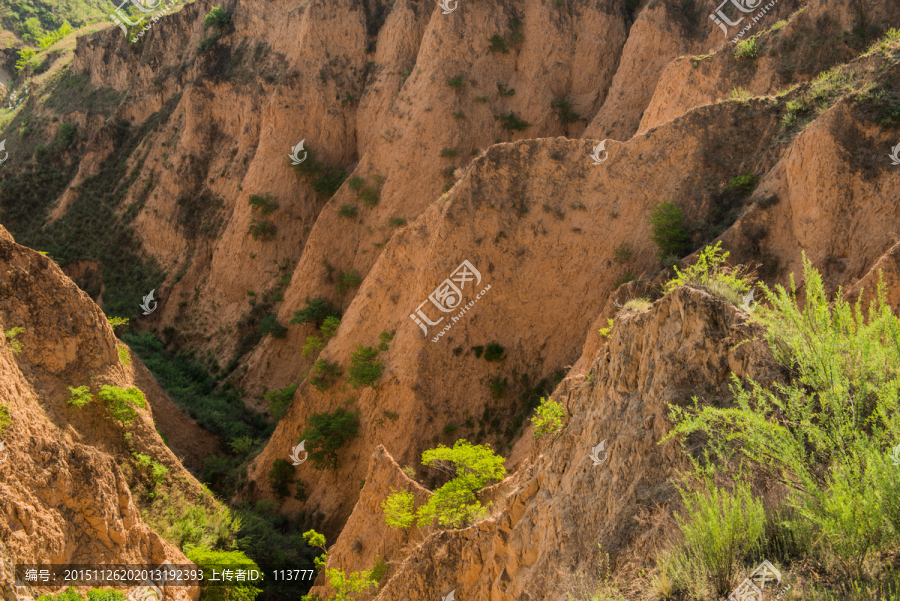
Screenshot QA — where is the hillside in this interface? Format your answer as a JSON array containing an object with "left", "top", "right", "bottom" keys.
[{"left": 0, "top": 0, "right": 899, "bottom": 599}]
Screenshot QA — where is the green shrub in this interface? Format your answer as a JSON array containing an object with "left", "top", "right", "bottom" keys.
[
  {"left": 488, "top": 34, "right": 510, "bottom": 53},
  {"left": 443, "top": 423, "right": 459, "bottom": 436},
  {"left": 0, "top": 404, "right": 10, "bottom": 438},
  {"left": 248, "top": 194, "right": 279, "bottom": 216},
  {"left": 263, "top": 384, "right": 297, "bottom": 420},
  {"left": 452, "top": 111, "right": 466, "bottom": 120},
  {"left": 359, "top": 187, "right": 380, "bottom": 207},
  {"left": 228, "top": 436, "right": 260, "bottom": 454},
  {"left": 532, "top": 397, "right": 565, "bottom": 439},
  {"left": 309, "top": 360, "right": 342, "bottom": 392},
  {"left": 204, "top": 6, "right": 232, "bottom": 29},
  {"left": 388, "top": 217, "right": 407, "bottom": 228},
  {"left": 648, "top": 202, "right": 689, "bottom": 260},
  {"left": 268, "top": 459, "right": 294, "bottom": 500},
  {"left": 440, "top": 148, "right": 460, "bottom": 158},
  {"left": 186, "top": 546, "right": 262, "bottom": 601},
  {"left": 414, "top": 440, "right": 506, "bottom": 528},
  {"left": 338, "top": 205, "right": 358, "bottom": 218},
  {"left": 483, "top": 343, "right": 506, "bottom": 362},
  {"left": 508, "top": 17, "right": 524, "bottom": 44},
  {"left": 551, "top": 96, "right": 583, "bottom": 125},
  {"left": 118, "top": 344, "right": 131, "bottom": 367},
  {"left": 67, "top": 385, "right": 93, "bottom": 408},
  {"left": 614, "top": 273, "right": 636, "bottom": 288},
  {"left": 347, "top": 176, "right": 365, "bottom": 190},
  {"left": 446, "top": 75, "right": 466, "bottom": 88},
  {"left": 377, "top": 331, "right": 394, "bottom": 352},
  {"left": 734, "top": 37, "right": 758, "bottom": 59},
  {"left": 290, "top": 298, "right": 341, "bottom": 326},
  {"left": 612, "top": 243, "right": 633, "bottom": 264},
  {"left": 725, "top": 173, "right": 759, "bottom": 198},
  {"left": 348, "top": 345, "right": 384, "bottom": 388},
  {"left": 497, "top": 84, "right": 515, "bottom": 97},
  {"left": 4, "top": 327, "right": 24, "bottom": 355},
  {"left": 672, "top": 477, "right": 765, "bottom": 595},
  {"left": 300, "top": 408, "right": 361, "bottom": 470},
  {"left": 381, "top": 487, "right": 416, "bottom": 529},
  {"left": 336, "top": 270, "right": 362, "bottom": 296},
  {"left": 496, "top": 112, "right": 531, "bottom": 131},
  {"left": 248, "top": 218, "right": 277, "bottom": 241},
  {"left": 472, "top": 345, "right": 484, "bottom": 358},
  {"left": 488, "top": 376, "right": 508, "bottom": 399},
  {"left": 311, "top": 168, "right": 347, "bottom": 197},
  {"left": 258, "top": 314, "right": 288, "bottom": 339},
  {"left": 97, "top": 385, "right": 146, "bottom": 426},
  {"left": 107, "top": 316, "right": 129, "bottom": 328},
  {"left": 663, "top": 242, "right": 752, "bottom": 306}
]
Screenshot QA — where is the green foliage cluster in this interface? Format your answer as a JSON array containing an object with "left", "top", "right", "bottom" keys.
[
  {"left": 382, "top": 440, "right": 507, "bottom": 529},
  {"left": 204, "top": 6, "right": 232, "bottom": 28},
  {"left": 338, "top": 205, "right": 358, "bottom": 218},
  {"left": 268, "top": 458, "right": 295, "bottom": 500},
  {"left": 473, "top": 342, "right": 505, "bottom": 362},
  {"left": 125, "top": 332, "right": 273, "bottom": 446},
  {"left": 551, "top": 96, "right": 583, "bottom": 125},
  {"left": 663, "top": 258, "right": 900, "bottom": 594},
  {"left": 302, "top": 315, "right": 341, "bottom": 357},
  {"left": 300, "top": 530, "right": 380, "bottom": 601},
  {"left": 495, "top": 112, "right": 531, "bottom": 131},
  {"left": 445, "top": 75, "right": 466, "bottom": 88},
  {"left": 734, "top": 37, "right": 758, "bottom": 59},
  {"left": 309, "top": 360, "right": 342, "bottom": 392},
  {"left": 612, "top": 243, "right": 633, "bottom": 264},
  {"left": 186, "top": 546, "right": 262, "bottom": 601},
  {"left": 263, "top": 384, "right": 297, "bottom": 420},
  {"left": 258, "top": 314, "right": 288, "bottom": 338},
  {"left": 107, "top": 316, "right": 129, "bottom": 328},
  {"left": 67, "top": 385, "right": 93, "bottom": 408},
  {"left": 348, "top": 345, "right": 384, "bottom": 389},
  {"left": 133, "top": 452, "right": 169, "bottom": 487},
  {"left": 293, "top": 146, "right": 347, "bottom": 198},
  {"left": 488, "top": 34, "right": 509, "bottom": 53},
  {"left": 299, "top": 408, "right": 361, "bottom": 470},
  {"left": 97, "top": 385, "right": 146, "bottom": 426},
  {"left": 497, "top": 84, "right": 515, "bottom": 97},
  {"left": 0, "top": 404, "right": 10, "bottom": 439},
  {"left": 37, "top": 589, "right": 126, "bottom": 601},
  {"left": 531, "top": 397, "right": 565, "bottom": 439},
  {"left": 664, "top": 242, "right": 753, "bottom": 307},
  {"left": 291, "top": 297, "right": 342, "bottom": 326},
  {"left": 0, "top": 117, "right": 166, "bottom": 318},
  {"left": 4, "top": 327, "right": 24, "bottom": 355},
  {"left": 648, "top": 201, "right": 689, "bottom": 261}
]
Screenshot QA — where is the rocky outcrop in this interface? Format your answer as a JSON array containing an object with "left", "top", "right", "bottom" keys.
[
  {"left": 0, "top": 226, "right": 200, "bottom": 599},
  {"left": 313, "top": 286, "right": 780, "bottom": 600}
]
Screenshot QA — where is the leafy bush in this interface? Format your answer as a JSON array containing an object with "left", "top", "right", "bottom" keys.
[
  {"left": 258, "top": 314, "right": 288, "bottom": 339},
  {"left": 648, "top": 202, "right": 689, "bottom": 260},
  {"left": 67, "top": 385, "right": 93, "bottom": 408},
  {"left": 0, "top": 404, "right": 10, "bottom": 438},
  {"left": 248, "top": 193, "right": 279, "bottom": 216},
  {"left": 348, "top": 345, "right": 384, "bottom": 388},
  {"left": 359, "top": 187, "right": 380, "bottom": 207},
  {"left": 338, "top": 205, "right": 358, "bottom": 218},
  {"left": 268, "top": 459, "right": 294, "bottom": 500},
  {"left": 483, "top": 343, "right": 506, "bottom": 362},
  {"left": 734, "top": 37, "right": 758, "bottom": 59},
  {"left": 97, "top": 385, "right": 146, "bottom": 426},
  {"left": 488, "top": 376, "right": 508, "bottom": 399},
  {"left": 532, "top": 397, "right": 565, "bottom": 439},
  {"left": 4, "top": 327, "right": 24, "bottom": 355},
  {"left": 440, "top": 148, "right": 460, "bottom": 158},
  {"left": 377, "top": 330, "right": 394, "bottom": 352},
  {"left": 409, "top": 440, "right": 506, "bottom": 528},
  {"left": 497, "top": 84, "right": 515, "bottom": 97},
  {"left": 551, "top": 96, "right": 583, "bottom": 125},
  {"left": 336, "top": 270, "right": 362, "bottom": 296},
  {"left": 446, "top": 75, "right": 466, "bottom": 88},
  {"left": 290, "top": 298, "right": 341, "bottom": 326},
  {"left": 311, "top": 168, "right": 347, "bottom": 197},
  {"left": 663, "top": 242, "right": 753, "bottom": 306},
  {"left": 672, "top": 477, "right": 765, "bottom": 595},
  {"left": 263, "top": 384, "right": 297, "bottom": 420},
  {"left": 309, "top": 360, "right": 342, "bottom": 392},
  {"left": 347, "top": 176, "right": 365, "bottom": 190},
  {"left": 612, "top": 243, "right": 633, "bottom": 264},
  {"left": 496, "top": 112, "right": 531, "bottom": 131},
  {"left": 118, "top": 343, "right": 131, "bottom": 367},
  {"left": 134, "top": 453, "right": 168, "bottom": 487},
  {"left": 488, "top": 34, "right": 510, "bottom": 53},
  {"left": 388, "top": 217, "right": 407, "bottom": 228},
  {"left": 186, "top": 546, "right": 262, "bottom": 601},
  {"left": 204, "top": 6, "right": 232, "bottom": 29},
  {"left": 725, "top": 173, "right": 758, "bottom": 198},
  {"left": 107, "top": 316, "right": 129, "bottom": 328},
  {"left": 300, "top": 408, "right": 361, "bottom": 470},
  {"left": 381, "top": 487, "right": 416, "bottom": 528}
]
